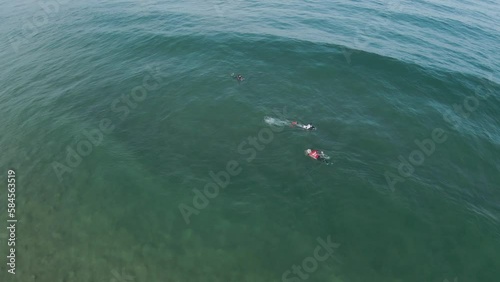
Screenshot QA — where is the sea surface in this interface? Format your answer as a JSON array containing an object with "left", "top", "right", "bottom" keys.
[{"left": 0, "top": 0, "right": 499, "bottom": 281}]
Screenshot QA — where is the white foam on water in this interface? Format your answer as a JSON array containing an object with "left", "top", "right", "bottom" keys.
[{"left": 264, "top": 116, "right": 290, "bottom": 127}]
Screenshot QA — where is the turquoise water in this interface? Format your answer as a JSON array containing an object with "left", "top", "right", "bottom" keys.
[{"left": 0, "top": 0, "right": 499, "bottom": 281}]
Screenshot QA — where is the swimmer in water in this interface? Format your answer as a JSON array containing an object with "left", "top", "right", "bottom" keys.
[
  {"left": 305, "top": 149, "right": 329, "bottom": 163},
  {"left": 291, "top": 121, "right": 316, "bottom": 130},
  {"left": 231, "top": 73, "right": 245, "bottom": 82}
]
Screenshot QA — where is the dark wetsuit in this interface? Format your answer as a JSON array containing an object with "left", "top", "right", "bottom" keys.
[{"left": 233, "top": 74, "right": 244, "bottom": 82}]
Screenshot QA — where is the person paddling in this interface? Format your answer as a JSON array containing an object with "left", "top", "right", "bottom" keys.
[
  {"left": 292, "top": 121, "right": 316, "bottom": 130},
  {"left": 305, "top": 149, "right": 329, "bottom": 163},
  {"left": 231, "top": 73, "right": 244, "bottom": 82}
]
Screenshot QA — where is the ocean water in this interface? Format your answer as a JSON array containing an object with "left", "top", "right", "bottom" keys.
[{"left": 0, "top": 0, "right": 499, "bottom": 281}]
